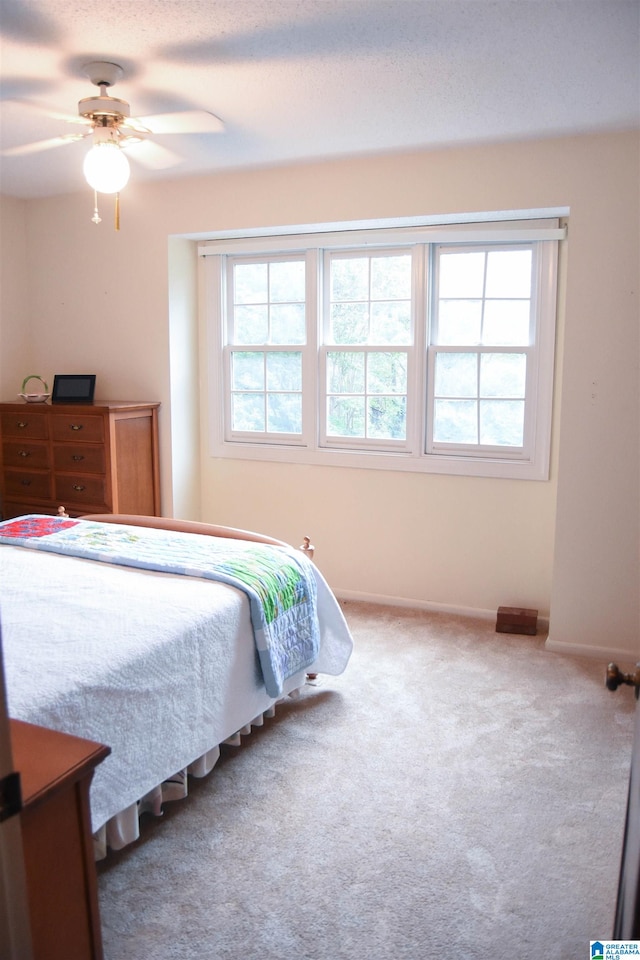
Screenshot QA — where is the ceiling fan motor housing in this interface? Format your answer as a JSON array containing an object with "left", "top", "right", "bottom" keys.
[{"left": 78, "top": 94, "right": 130, "bottom": 123}]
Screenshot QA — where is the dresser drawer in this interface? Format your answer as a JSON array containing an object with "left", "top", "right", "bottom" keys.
[
  {"left": 53, "top": 444, "right": 105, "bottom": 475},
  {"left": 1, "top": 412, "right": 49, "bottom": 440},
  {"left": 52, "top": 416, "right": 105, "bottom": 443},
  {"left": 3, "top": 440, "right": 50, "bottom": 470},
  {"left": 4, "top": 471, "right": 52, "bottom": 500},
  {"left": 54, "top": 475, "right": 106, "bottom": 505}
]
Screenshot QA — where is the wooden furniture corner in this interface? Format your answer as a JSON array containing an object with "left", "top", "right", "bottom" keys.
[{"left": 11, "top": 719, "right": 110, "bottom": 960}]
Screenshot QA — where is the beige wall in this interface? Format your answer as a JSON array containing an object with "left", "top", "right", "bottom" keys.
[
  {"left": 0, "top": 130, "right": 638, "bottom": 659},
  {"left": 0, "top": 195, "right": 30, "bottom": 396}
]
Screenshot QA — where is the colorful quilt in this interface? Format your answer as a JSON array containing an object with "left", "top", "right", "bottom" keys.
[{"left": 0, "top": 515, "right": 320, "bottom": 698}]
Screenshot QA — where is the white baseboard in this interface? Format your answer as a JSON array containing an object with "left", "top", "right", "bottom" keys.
[
  {"left": 335, "top": 588, "right": 494, "bottom": 619},
  {"left": 545, "top": 636, "right": 639, "bottom": 664},
  {"left": 336, "top": 588, "right": 638, "bottom": 660},
  {"left": 335, "top": 588, "right": 550, "bottom": 632}
]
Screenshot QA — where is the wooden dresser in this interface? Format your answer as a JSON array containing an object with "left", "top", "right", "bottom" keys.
[
  {"left": 0, "top": 401, "right": 160, "bottom": 519},
  {"left": 11, "top": 719, "right": 110, "bottom": 960}
]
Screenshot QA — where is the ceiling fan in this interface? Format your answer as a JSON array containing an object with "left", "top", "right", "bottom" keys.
[{"left": 2, "top": 61, "right": 223, "bottom": 225}]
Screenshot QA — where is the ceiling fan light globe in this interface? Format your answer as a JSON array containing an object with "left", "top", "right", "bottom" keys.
[{"left": 83, "top": 141, "right": 130, "bottom": 193}]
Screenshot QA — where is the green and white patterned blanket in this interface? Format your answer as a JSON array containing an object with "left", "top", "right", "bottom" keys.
[{"left": 0, "top": 515, "right": 320, "bottom": 697}]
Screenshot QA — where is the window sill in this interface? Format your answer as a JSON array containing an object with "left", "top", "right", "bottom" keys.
[{"left": 210, "top": 440, "right": 550, "bottom": 481}]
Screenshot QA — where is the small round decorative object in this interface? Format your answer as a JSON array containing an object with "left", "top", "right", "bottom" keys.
[
  {"left": 299, "top": 535, "right": 315, "bottom": 560},
  {"left": 18, "top": 375, "right": 50, "bottom": 403}
]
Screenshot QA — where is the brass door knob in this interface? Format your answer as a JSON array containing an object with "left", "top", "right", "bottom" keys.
[{"left": 606, "top": 662, "right": 640, "bottom": 692}]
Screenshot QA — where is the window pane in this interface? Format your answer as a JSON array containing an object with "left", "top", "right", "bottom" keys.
[
  {"left": 232, "top": 352, "right": 264, "bottom": 390},
  {"left": 234, "top": 260, "right": 306, "bottom": 347},
  {"left": 331, "top": 257, "right": 369, "bottom": 301},
  {"left": 367, "top": 352, "right": 407, "bottom": 394},
  {"left": 370, "top": 301, "right": 411, "bottom": 344},
  {"left": 330, "top": 302, "right": 369, "bottom": 344},
  {"left": 327, "top": 352, "right": 365, "bottom": 393},
  {"left": 480, "top": 353, "right": 526, "bottom": 398},
  {"left": 485, "top": 250, "right": 531, "bottom": 298},
  {"left": 370, "top": 255, "right": 411, "bottom": 299},
  {"left": 480, "top": 400, "right": 525, "bottom": 446},
  {"left": 483, "top": 301, "right": 530, "bottom": 346},
  {"left": 266, "top": 352, "right": 302, "bottom": 391},
  {"left": 267, "top": 394, "right": 302, "bottom": 433},
  {"left": 330, "top": 253, "right": 412, "bottom": 347},
  {"left": 234, "top": 305, "right": 268, "bottom": 344},
  {"left": 327, "top": 396, "right": 365, "bottom": 436},
  {"left": 437, "top": 300, "right": 482, "bottom": 345},
  {"left": 439, "top": 252, "right": 485, "bottom": 298},
  {"left": 235, "top": 263, "right": 268, "bottom": 304},
  {"left": 270, "top": 304, "right": 306, "bottom": 344},
  {"left": 269, "top": 260, "right": 305, "bottom": 302},
  {"left": 232, "top": 392, "right": 265, "bottom": 431},
  {"left": 367, "top": 396, "right": 406, "bottom": 439},
  {"left": 433, "top": 399, "right": 477, "bottom": 443},
  {"left": 434, "top": 352, "right": 477, "bottom": 398}
]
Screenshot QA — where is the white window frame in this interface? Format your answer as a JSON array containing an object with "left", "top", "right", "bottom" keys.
[
  {"left": 319, "top": 245, "right": 417, "bottom": 454},
  {"left": 223, "top": 253, "right": 310, "bottom": 446},
  {"left": 199, "top": 216, "right": 563, "bottom": 480},
  {"left": 425, "top": 240, "right": 557, "bottom": 467}
]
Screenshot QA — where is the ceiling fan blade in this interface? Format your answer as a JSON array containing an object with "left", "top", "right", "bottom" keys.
[
  {"left": 132, "top": 110, "right": 224, "bottom": 135},
  {"left": 9, "top": 98, "right": 89, "bottom": 125},
  {"left": 122, "top": 139, "right": 183, "bottom": 170},
  {"left": 1, "top": 133, "right": 86, "bottom": 157}
]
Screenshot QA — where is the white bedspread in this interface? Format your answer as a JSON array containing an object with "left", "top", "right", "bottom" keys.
[{"left": 0, "top": 544, "right": 352, "bottom": 832}]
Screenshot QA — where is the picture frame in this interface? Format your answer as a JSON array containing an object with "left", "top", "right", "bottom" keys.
[{"left": 51, "top": 374, "right": 96, "bottom": 404}]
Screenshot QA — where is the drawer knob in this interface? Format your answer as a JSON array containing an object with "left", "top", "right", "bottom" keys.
[
  {"left": 17, "top": 421, "right": 28, "bottom": 429},
  {"left": 20, "top": 479, "right": 31, "bottom": 486},
  {"left": 18, "top": 450, "right": 30, "bottom": 457},
  {"left": 72, "top": 484, "right": 86, "bottom": 492},
  {"left": 71, "top": 455, "right": 85, "bottom": 462},
  {"left": 69, "top": 424, "right": 84, "bottom": 431}
]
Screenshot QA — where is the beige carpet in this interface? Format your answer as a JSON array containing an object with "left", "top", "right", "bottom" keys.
[{"left": 97, "top": 601, "right": 636, "bottom": 959}]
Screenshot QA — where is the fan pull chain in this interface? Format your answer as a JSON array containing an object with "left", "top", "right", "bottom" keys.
[
  {"left": 91, "top": 190, "right": 102, "bottom": 225},
  {"left": 90, "top": 191, "right": 121, "bottom": 231}
]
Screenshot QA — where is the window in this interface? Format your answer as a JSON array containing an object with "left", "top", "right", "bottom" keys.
[
  {"left": 322, "top": 250, "right": 412, "bottom": 448},
  {"left": 227, "top": 257, "right": 306, "bottom": 437},
  {"left": 429, "top": 245, "right": 535, "bottom": 456},
  {"left": 201, "top": 217, "right": 562, "bottom": 479}
]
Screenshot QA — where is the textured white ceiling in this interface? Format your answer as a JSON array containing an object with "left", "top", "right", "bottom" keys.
[{"left": 0, "top": 0, "right": 638, "bottom": 198}]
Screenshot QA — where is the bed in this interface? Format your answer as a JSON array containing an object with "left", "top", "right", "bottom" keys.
[{"left": 0, "top": 512, "right": 353, "bottom": 857}]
